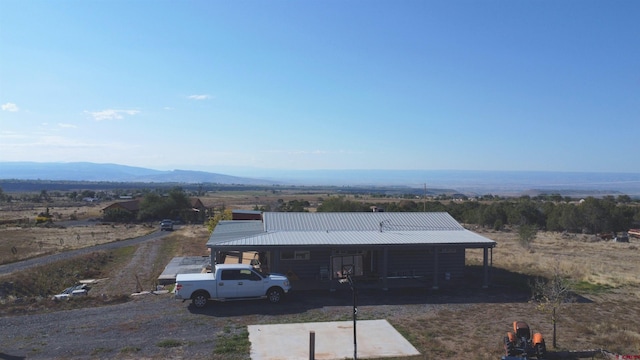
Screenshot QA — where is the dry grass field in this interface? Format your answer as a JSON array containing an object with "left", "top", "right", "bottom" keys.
[
  {"left": 0, "top": 201, "right": 105, "bottom": 221},
  {"left": 0, "top": 222, "right": 155, "bottom": 265},
  {"left": 456, "top": 228, "right": 640, "bottom": 357},
  {"left": 468, "top": 228, "right": 640, "bottom": 296}
]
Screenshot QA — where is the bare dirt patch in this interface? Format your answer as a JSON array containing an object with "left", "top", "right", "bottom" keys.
[{"left": 90, "top": 225, "right": 211, "bottom": 296}]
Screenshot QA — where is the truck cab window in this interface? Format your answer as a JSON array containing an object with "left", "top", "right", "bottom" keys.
[{"left": 221, "top": 270, "right": 240, "bottom": 281}]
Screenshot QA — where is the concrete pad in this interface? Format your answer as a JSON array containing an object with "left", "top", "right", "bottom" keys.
[
  {"left": 158, "top": 256, "right": 210, "bottom": 285},
  {"left": 248, "top": 319, "right": 420, "bottom": 360}
]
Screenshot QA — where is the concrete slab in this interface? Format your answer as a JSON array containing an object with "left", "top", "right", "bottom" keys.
[
  {"left": 248, "top": 319, "right": 420, "bottom": 360},
  {"left": 158, "top": 256, "right": 210, "bottom": 285}
]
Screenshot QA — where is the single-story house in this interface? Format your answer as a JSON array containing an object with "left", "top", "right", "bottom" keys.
[
  {"left": 206, "top": 212, "right": 496, "bottom": 290},
  {"left": 102, "top": 199, "right": 140, "bottom": 219},
  {"left": 184, "top": 198, "right": 207, "bottom": 223}
]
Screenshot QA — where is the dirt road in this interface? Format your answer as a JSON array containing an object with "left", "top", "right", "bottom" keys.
[{"left": 0, "top": 228, "right": 170, "bottom": 277}]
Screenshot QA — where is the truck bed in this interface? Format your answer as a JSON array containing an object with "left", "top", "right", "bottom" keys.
[{"left": 176, "top": 272, "right": 215, "bottom": 281}]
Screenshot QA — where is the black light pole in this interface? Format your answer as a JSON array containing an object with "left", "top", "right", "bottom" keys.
[
  {"left": 348, "top": 274, "right": 357, "bottom": 360},
  {"left": 338, "top": 263, "right": 358, "bottom": 360}
]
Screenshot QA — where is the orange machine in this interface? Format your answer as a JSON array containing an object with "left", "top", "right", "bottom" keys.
[{"left": 504, "top": 321, "right": 547, "bottom": 359}]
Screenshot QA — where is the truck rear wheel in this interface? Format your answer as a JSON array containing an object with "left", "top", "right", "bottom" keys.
[
  {"left": 192, "top": 291, "right": 209, "bottom": 308},
  {"left": 266, "top": 287, "right": 283, "bottom": 303}
]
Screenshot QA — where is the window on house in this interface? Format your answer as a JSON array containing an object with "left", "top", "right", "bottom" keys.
[
  {"left": 439, "top": 248, "right": 457, "bottom": 254},
  {"left": 280, "top": 250, "right": 310, "bottom": 260}
]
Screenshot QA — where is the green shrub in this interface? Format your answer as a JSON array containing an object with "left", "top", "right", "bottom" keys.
[{"left": 156, "top": 339, "right": 183, "bottom": 348}]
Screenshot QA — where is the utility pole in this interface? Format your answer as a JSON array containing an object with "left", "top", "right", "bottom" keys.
[{"left": 423, "top": 183, "right": 427, "bottom": 212}]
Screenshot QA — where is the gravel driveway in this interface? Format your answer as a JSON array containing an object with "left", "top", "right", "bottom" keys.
[
  {"left": 0, "top": 282, "right": 525, "bottom": 360},
  {"left": 0, "top": 294, "right": 207, "bottom": 359}
]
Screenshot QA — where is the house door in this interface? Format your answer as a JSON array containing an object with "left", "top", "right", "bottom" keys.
[{"left": 364, "top": 250, "right": 379, "bottom": 277}]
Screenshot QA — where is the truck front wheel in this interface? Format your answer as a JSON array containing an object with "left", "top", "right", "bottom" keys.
[
  {"left": 192, "top": 291, "right": 209, "bottom": 308},
  {"left": 266, "top": 287, "right": 284, "bottom": 303}
]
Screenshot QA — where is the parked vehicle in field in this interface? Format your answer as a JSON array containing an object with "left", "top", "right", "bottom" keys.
[
  {"left": 503, "top": 321, "right": 546, "bottom": 359},
  {"left": 52, "top": 284, "right": 90, "bottom": 301},
  {"left": 174, "top": 264, "right": 291, "bottom": 308},
  {"left": 160, "top": 219, "right": 173, "bottom": 231}
]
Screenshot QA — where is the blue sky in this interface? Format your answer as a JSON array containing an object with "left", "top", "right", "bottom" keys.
[{"left": 1, "top": 1, "right": 638, "bottom": 174}]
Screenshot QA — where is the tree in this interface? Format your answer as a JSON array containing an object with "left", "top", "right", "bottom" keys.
[
  {"left": 166, "top": 187, "right": 192, "bottom": 219},
  {"left": 137, "top": 187, "right": 191, "bottom": 221},
  {"left": 480, "top": 202, "right": 507, "bottom": 229},
  {"left": 207, "top": 209, "right": 233, "bottom": 233},
  {"left": 617, "top": 195, "right": 631, "bottom": 204},
  {"left": 518, "top": 224, "right": 537, "bottom": 248},
  {"left": 579, "top": 197, "right": 614, "bottom": 234},
  {"left": 39, "top": 189, "right": 51, "bottom": 202},
  {"left": 530, "top": 263, "right": 574, "bottom": 348},
  {"left": 278, "top": 199, "right": 309, "bottom": 212},
  {"left": 543, "top": 203, "right": 562, "bottom": 231},
  {"left": 397, "top": 200, "right": 418, "bottom": 212},
  {"left": 559, "top": 204, "right": 583, "bottom": 233},
  {"left": 138, "top": 193, "right": 165, "bottom": 221},
  {"left": 103, "top": 208, "right": 136, "bottom": 222},
  {"left": 508, "top": 199, "right": 544, "bottom": 228},
  {"left": 316, "top": 196, "right": 369, "bottom": 212},
  {"left": 81, "top": 190, "right": 96, "bottom": 199}
]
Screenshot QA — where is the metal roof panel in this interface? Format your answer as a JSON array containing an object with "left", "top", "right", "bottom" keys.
[
  {"left": 263, "top": 212, "right": 463, "bottom": 231},
  {"left": 206, "top": 213, "right": 495, "bottom": 248},
  {"left": 211, "top": 230, "right": 494, "bottom": 247}
]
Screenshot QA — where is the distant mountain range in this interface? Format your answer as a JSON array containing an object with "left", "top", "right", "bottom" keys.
[
  {"left": 0, "top": 162, "right": 276, "bottom": 185},
  {"left": 1, "top": 161, "right": 640, "bottom": 197}
]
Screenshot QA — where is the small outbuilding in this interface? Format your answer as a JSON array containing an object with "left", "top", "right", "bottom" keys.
[
  {"left": 232, "top": 210, "right": 263, "bottom": 220},
  {"left": 206, "top": 212, "right": 496, "bottom": 290}
]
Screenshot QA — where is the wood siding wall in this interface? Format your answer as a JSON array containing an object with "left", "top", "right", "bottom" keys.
[
  {"left": 384, "top": 248, "right": 466, "bottom": 279},
  {"left": 277, "top": 248, "right": 333, "bottom": 280},
  {"left": 272, "top": 247, "right": 466, "bottom": 281}
]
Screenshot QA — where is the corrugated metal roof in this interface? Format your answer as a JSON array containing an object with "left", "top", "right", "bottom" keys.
[
  {"left": 263, "top": 212, "right": 464, "bottom": 231},
  {"left": 211, "top": 230, "right": 494, "bottom": 247},
  {"left": 207, "top": 212, "right": 495, "bottom": 248},
  {"left": 232, "top": 210, "right": 262, "bottom": 215},
  {"left": 210, "top": 220, "right": 264, "bottom": 242}
]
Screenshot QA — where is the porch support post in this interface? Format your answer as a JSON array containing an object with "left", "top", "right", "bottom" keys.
[
  {"left": 211, "top": 247, "right": 219, "bottom": 265},
  {"left": 272, "top": 249, "right": 281, "bottom": 274},
  {"left": 432, "top": 246, "right": 439, "bottom": 290},
  {"left": 482, "top": 247, "right": 489, "bottom": 288},
  {"left": 490, "top": 247, "right": 493, "bottom": 285},
  {"left": 382, "top": 247, "right": 389, "bottom": 291}
]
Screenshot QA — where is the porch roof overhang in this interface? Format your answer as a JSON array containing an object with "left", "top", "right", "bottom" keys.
[{"left": 207, "top": 229, "right": 496, "bottom": 250}]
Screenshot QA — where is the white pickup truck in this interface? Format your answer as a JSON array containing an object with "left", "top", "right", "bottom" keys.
[{"left": 174, "top": 264, "right": 292, "bottom": 308}]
